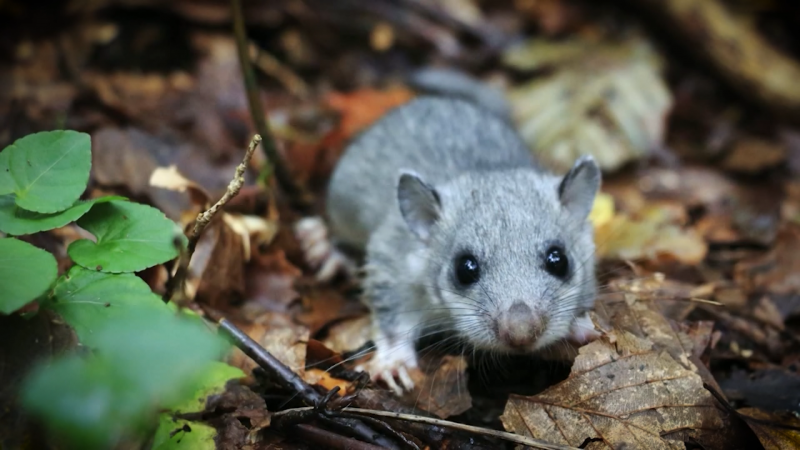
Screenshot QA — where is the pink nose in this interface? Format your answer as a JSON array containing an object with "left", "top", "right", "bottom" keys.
[{"left": 496, "top": 301, "right": 545, "bottom": 348}]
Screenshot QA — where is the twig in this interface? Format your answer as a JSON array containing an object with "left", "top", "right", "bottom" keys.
[
  {"left": 272, "top": 406, "right": 581, "bottom": 450},
  {"left": 163, "top": 135, "right": 261, "bottom": 302},
  {"left": 230, "top": 0, "right": 314, "bottom": 212},
  {"left": 620, "top": 0, "right": 800, "bottom": 123},
  {"left": 293, "top": 424, "right": 388, "bottom": 450},
  {"left": 216, "top": 319, "right": 402, "bottom": 449},
  {"left": 249, "top": 42, "right": 310, "bottom": 99}
]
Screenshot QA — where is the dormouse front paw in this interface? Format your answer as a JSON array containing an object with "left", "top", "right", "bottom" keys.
[
  {"left": 355, "top": 344, "right": 419, "bottom": 396},
  {"left": 567, "top": 312, "right": 601, "bottom": 345}
]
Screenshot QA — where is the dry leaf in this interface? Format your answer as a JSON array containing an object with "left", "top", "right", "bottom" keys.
[
  {"left": 242, "top": 248, "right": 302, "bottom": 318},
  {"left": 505, "top": 35, "right": 671, "bottom": 172},
  {"left": 502, "top": 332, "right": 719, "bottom": 449},
  {"left": 191, "top": 219, "right": 246, "bottom": 310},
  {"left": 406, "top": 354, "right": 472, "bottom": 419},
  {"left": 295, "top": 288, "right": 369, "bottom": 337},
  {"left": 322, "top": 316, "right": 373, "bottom": 355},
  {"left": 228, "top": 316, "right": 309, "bottom": 377},
  {"left": 735, "top": 224, "right": 800, "bottom": 298},
  {"left": 323, "top": 87, "right": 415, "bottom": 148},
  {"left": 149, "top": 164, "right": 211, "bottom": 208},
  {"left": 502, "top": 283, "right": 748, "bottom": 449},
  {"left": 723, "top": 137, "right": 786, "bottom": 173},
  {"left": 738, "top": 407, "right": 800, "bottom": 450},
  {"left": 596, "top": 214, "right": 708, "bottom": 265}
]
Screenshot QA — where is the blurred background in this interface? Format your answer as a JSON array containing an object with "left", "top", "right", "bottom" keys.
[{"left": 2, "top": 0, "right": 800, "bottom": 448}]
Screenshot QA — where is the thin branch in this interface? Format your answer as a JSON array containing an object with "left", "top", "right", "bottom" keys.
[
  {"left": 216, "top": 319, "right": 403, "bottom": 450},
  {"left": 272, "top": 406, "right": 581, "bottom": 450},
  {"left": 163, "top": 134, "right": 261, "bottom": 302},
  {"left": 230, "top": 0, "right": 313, "bottom": 212}
]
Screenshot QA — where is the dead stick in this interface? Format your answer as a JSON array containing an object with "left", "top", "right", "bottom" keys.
[
  {"left": 163, "top": 135, "right": 261, "bottom": 302},
  {"left": 272, "top": 406, "right": 581, "bottom": 450},
  {"left": 230, "top": 0, "right": 314, "bottom": 212},
  {"left": 217, "top": 319, "right": 403, "bottom": 450},
  {"left": 620, "top": 0, "right": 800, "bottom": 122}
]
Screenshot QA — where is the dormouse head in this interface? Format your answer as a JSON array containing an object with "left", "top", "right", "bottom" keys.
[{"left": 396, "top": 156, "right": 601, "bottom": 354}]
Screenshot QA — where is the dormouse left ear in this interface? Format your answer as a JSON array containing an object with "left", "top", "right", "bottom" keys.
[
  {"left": 558, "top": 155, "right": 601, "bottom": 221},
  {"left": 397, "top": 170, "right": 442, "bottom": 242}
]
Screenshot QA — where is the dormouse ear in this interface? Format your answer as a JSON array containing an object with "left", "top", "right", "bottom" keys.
[
  {"left": 397, "top": 171, "right": 442, "bottom": 241},
  {"left": 558, "top": 155, "right": 601, "bottom": 220}
]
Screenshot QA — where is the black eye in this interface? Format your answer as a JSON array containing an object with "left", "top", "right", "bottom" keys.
[
  {"left": 454, "top": 253, "right": 480, "bottom": 286},
  {"left": 545, "top": 246, "right": 569, "bottom": 279}
]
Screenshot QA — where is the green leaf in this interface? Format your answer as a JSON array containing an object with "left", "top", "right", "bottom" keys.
[
  {"left": 0, "top": 195, "right": 125, "bottom": 236},
  {"left": 43, "top": 265, "right": 170, "bottom": 348},
  {"left": 0, "top": 150, "right": 14, "bottom": 195},
  {"left": 0, "top": 237, "right": 57, "bottom": 314},
  {"left": 20, "top": 310, "right": 231, "bottom": 450},
  {"left": 153, "top": 362, "right": 245, "bottom": 450},
  {"left": 8, "top": 130, "right": 92, "bottom": 214},
  {"left": 68, "top": 200, "right": 186, "bottom": 273}
]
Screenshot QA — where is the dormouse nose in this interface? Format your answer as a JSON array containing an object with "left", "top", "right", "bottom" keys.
[{"left": 496, "top": 301, "right": 546, "bottom": 349}]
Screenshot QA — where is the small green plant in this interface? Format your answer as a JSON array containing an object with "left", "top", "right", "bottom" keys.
[{"left": 0, "top": 130, "right": 243, "bottom": 449}]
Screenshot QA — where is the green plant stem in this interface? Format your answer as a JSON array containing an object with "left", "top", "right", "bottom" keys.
[{"left": 230, "top": 0, "right": 313, "bottom": 213}]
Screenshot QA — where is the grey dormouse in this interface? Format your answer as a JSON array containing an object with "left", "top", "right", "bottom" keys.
[{"left": 296, "top": 96, "right": 601, "bottom": 394}]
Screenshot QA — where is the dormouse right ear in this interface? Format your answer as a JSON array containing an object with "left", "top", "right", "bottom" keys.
[
  {"left": 397, "top": 171, "right": 441, "bottom": 242},
  {"left": 558, "top": 155, "right": 601, "bottom": 221}
]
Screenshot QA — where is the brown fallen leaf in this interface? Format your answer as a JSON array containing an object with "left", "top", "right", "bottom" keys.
[
  {"left": 227, "top": 315, "right": 309, "bottom": 377},
  {"left": 190, "top": 219, "right": 247, "bottom": 311},
  {"left": 737, "top": 407, "right": 800, "bottom": 450},
  {"left": 323, "top": 87, "right": 416, "bottom": 150},
  {"left": 405, "top": 354, "right": 472, "bottom": 419},
  {"left": 149, "top": 164, "right": 212, "bottom": 209},
  {"left": 241, "top": 247, "right": 303, "bottom": 319},
  {"left": 322, "top": 316, "right": 373, "bottom": 355},
  {"left": 502, "top": 283, "right": 749, "bottom": 449},
  {"left": 723, "top": 136, "right": 786, "bottom": 173},
  {"left": 734, "top": 223, "right": 800, "bottom": 320},
  {"left": 294, "top": 287, "right": 369, "bottom": 338}
]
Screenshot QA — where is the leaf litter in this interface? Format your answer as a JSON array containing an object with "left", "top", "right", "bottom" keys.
[{"left": 4, "top": 1, "right": 800, "bottom": 449}]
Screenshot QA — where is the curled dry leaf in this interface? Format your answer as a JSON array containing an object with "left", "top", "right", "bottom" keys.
[
  {"left": 737, "top": 407, "right": 800, "bottom": 450},
  {"left": 504, "top": 35, "right": 672, "bottom": 173},
  {"left": 502, "top": 285, "right": 747, "bottom": 449},
  {"left": 149, "top": 164, "right": 211, "bottom": 210}
]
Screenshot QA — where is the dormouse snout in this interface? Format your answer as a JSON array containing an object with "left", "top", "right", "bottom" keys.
[{"left": 496, "top": 301, "right": 547, "bottom": 349}]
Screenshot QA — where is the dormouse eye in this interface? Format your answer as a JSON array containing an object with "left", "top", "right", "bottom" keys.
[
  {"left": 454, "top": 253, "right": 480, "bottom": 285},
  {"left": 545, "top": 246, "right": 569, "bottom": 279}
]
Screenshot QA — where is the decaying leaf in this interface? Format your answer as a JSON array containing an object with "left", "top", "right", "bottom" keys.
[
  {"left": 406, "top": 354, "right": 472, "bottom": 419},
  {"left": 738, "top": 407, "right": 800, "bottom": 450},
  {"left": 722, "top": 137, "right": 787, "bottom": 173},
  {"left": 227, "top": 315, "right": 309, "bottom": 377},
  {"left": 504, "top": 35, "right": 672, "bottom": 173},
  {"left": 149, "top": 164, "right": 211, "bottom": 209},
  {"left": 502, "top": 286, "right": 746, "bottom": 449},
  {"left": 190, "top": 219, "right": 246, "bottom": 310},
  {"left": 735, "top": 224, "right": 800, "bottom": 319}
]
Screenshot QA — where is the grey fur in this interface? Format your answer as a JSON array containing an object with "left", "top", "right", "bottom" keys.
[{"left": 325, "top": 97, "right": 600, "bottom": 358}]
